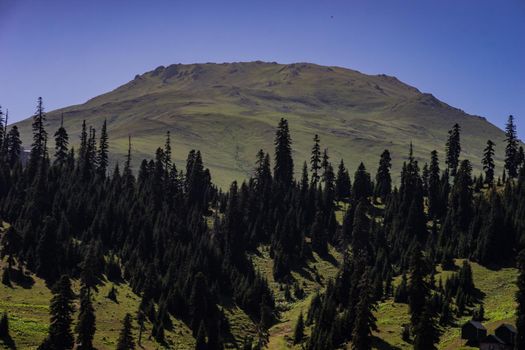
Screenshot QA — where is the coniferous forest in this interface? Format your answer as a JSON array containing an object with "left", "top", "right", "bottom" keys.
[{"left": 1, "top": 99, "right": 525, "bottom": 350}]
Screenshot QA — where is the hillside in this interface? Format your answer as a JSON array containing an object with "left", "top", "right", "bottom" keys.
[
  {"left": 2, "top": 244, "right": 517, "bottom": 350},
  {"left": 14, "top": 61, "right": 508, "bottom": 188}
]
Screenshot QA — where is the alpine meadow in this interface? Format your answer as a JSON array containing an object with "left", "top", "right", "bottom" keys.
[{"left": 1, "top": 1, "right": 525, "bottom": 350}]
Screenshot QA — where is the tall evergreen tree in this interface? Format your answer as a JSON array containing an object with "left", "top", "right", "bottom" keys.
[
  {"left": 428, "top": 150, "right": 441, "bottom": 219},
  {"left": 375, "top": 149, "right": 392, "bottom": 202},
  {"left": 482, "top": 140, "right": 496, "bottom": 185},
  {"left": 505, "top": 115, "right": 519, "bottom": 178},
  {"left": 351, "top": 272, "right": 377, "bottom": 350},
  {"left": 53, "top": 115, "right": 69, "bottom": 166},
  {"left": 516, "top": 249, "right": 525, "bottom": 350},
  {"left": 310, "top": 134, "right": 321, "bottom": 185},
  {"left": 413, "top": 304, "right": 440, "bottom": 350},
  {"left": 97, "top": 119, "right": 109, "bottom": 176},
  {"left": 116, "top": 314, "right": 135, "bottom": 350},
  {"left": 352, "top": 162, "right": 372, "bottom": 202},
  {"left": 335, "top": 159, "right": 351, "bottom": 202},
  {"left": 351, "top": 199, "right": 370, "bottom": 254},
  {"left": 29, "top": 97, "right": 48, "bottom": 170},
  {"left": 274, "top": 118, "right": 294, "bottom": 187},
  {"left": 43, "top": 275, "right": 76, "bottom": 349},
  {"left": 6, "top": 125, "right": 22, "bottom": 167},
  {"left": 293, "top": 311, "right": 305, "bottom": 344},
  {"left": 445, "top": 123, "right": 461, "bottom": 176},
  {"left": 76, "top": 286, "right": 96, "bottom": 350},
  {"left": 408, "top": 248, "right": 428, "bottom": 328}
]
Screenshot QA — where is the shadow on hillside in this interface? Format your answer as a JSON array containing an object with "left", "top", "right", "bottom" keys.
[
  {"left": 9, "top": 268, "right": 34, "bottom": 289},
  {"left": 320, "top": 251, "right": 339, "bottom": 267},
  {"left": 294, "top": 265, "right": 316, "bottom": 283},
  {"left": 0, "top": 334, "right": 17, "bottom": 349},
  {"left": 371, "top": 336, "right": 401, "bottom": 350},
  {"left": 482, "top": 261, "right": 514, "bottom": 271}
]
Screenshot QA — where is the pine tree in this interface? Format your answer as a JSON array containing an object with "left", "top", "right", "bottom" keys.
[
  {"left": 351, "top": 272, "right": 377, "bottom": 350},
  {"left": 163, "top": 130, "right": 172, "bottom": 173},
  {"left": 482, "top": 140, "right": 496, "bottom": 185},
  {"left": 6, "top": 125, "right": 22, "bottom": 167},
  {"left": 413, "top": 304, "right": 440, "bottom": 350},
  {"left": 311, "top": 210, "right": 328, "bottom": 255},
  {"left": 428, "top": 150, "right": 441, "bottom": 219},
  {"left": 375, "top": 149, "right": 392, "bottom": 201},
  {"left": 505, "top": 115, "right": 519, "bottom": 178},
  {"left": 300, "top": 161, "right": 309, "bottom": 192},
  {"left": 254, "top": 149, "right": 272, "bottom": 192},
  {"left": 53, "top": 115, "right": 69, "bottom": 166},
  {"left": 0, "top": 312, "right": 9, "bottom": 339},
  {"left": 408, "top": 248, "right": 428, "bottom": 328},
  {"left": 29, "top": 97, "right": 48, "bottom": 171},
  {"left": 445, "top": 123, "right": 461, "bottom": 176},
  {"left": 76, "top": 286, "right": 96, "bottom": 349},
  {"left": 335, "top": 159, "right": 351, "bottom": 202},
  {"left": 116, "top": 314, "right": 135, "bottom": 350},
  {"left": 274, "top": 118, "right": 294, "bottom": 187},
  {"left": 79, "top": 120, "right": 88, "bottom": 161},
  {"left": 36, "top": 217, "right": 59, "bottom": 283},
  {"left": 0, "top": 106, "right": 4, "bottom": 154},
  {"left": 45, "top": 275, "right": 76, "bottom": 349},
  {"left": 293, "top": 311, "right": 305, "bottom": 344},
  {"left": 351, "top": 198, "right": 370, "bottom": 255},
  {"left": 97, "top": 119, "right": 109, "bottom": 176},
  {"left": 352, "top": 162, "right": 372, "bottom": 202},
  {"left": 516, "top": 249, "right": 525, "bottom": 350},
  {"left": 195, "top": 321, "right": 207, "bottom": 350},
  {"left": 310, "top": 134, "right": 321, "bottom": 185}
]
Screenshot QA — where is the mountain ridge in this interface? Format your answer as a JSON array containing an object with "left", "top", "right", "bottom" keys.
[{"left": 14, "top": 61, "right": 507, "bottom": 188}]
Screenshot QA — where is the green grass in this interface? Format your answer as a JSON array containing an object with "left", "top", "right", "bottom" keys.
[
  {"left": 370, "top": 259, "right": 518, "bottom": 350},
  {"left": 14, "top": 62, "right": 509, "bottom": 189},
  {"left": 250, "top": 244, "right": 342, "bottom": 349},
  {"left": 0, "top": 262, "right": 195, "bottom": 349},
  {"left": 1, "top": 255, "right": 518, "bottom": 350}
]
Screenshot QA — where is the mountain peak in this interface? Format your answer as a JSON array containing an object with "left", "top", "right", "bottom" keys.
[{"left": 15, "top": 61, "right": 505, "bottom": 188}]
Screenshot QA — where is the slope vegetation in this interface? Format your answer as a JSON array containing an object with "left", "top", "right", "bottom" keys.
[{"left": 14, "top": 62, "right": 507, "bottom": 188}]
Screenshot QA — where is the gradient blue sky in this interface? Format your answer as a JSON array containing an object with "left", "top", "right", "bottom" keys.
[{"left": 1, "top": 0, "right": 524, "bottom": 137}]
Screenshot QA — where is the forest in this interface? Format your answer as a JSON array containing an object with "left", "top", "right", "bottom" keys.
[{"left": 0, "top": 98, "right": 525, "bottom": 350}]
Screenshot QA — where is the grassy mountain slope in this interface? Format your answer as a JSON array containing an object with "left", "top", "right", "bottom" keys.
[{"left": 14, "top": 62, "right": 508, "bottom": 188}]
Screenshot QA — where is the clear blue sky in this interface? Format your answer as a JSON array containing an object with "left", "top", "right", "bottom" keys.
[{"left": 1, "top": 0, "right": 524, "bottom": 137}]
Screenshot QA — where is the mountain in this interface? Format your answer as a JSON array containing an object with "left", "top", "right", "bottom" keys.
[{"left": 15, "top": 61, "right": 507, "bottom": 188}]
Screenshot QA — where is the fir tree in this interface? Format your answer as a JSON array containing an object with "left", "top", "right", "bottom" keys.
[
  {"left": 505, "top": 115, "right": 519, "bottom": 178},
  {"left": 351, "top": 199, "right": 370, "bottom": 255},
  {"left": 310, "top": 134, "right": 321, "bottom": 185},
  {"left": 516, "top": 249, "right": 525, "bottom": 350},
  {"left": 293, "top": 311, "right": 305, "bottom": 344},
  {"left": 97, "top": 119, "right": 109, "bottom": 176},
  {"left": 375, "top": 149, "right": 392, "bottom": 201},
  {"left": 6, "top": 125, "right": 22, "bottom": 167},
  {"left": 0, "top": 312, "right": 9, "bottom": 339},
  {"left": 274, "top": 118, "right": 294, "bottom": 187},
  {"left": 408, "top": 248, "right": 428, "bottom": 328},
  {"left": 352, "top": 162, "right": 372, "bottom": 202},
  {"left": 428, "top": 150, "right": 441, "bottom": 219},
  {"left": 413, "top": 304, "right": 440, "bottom": 350},
  {"left": 116, "top": 314, "right": 135, "bottom": 350},
  {"left": 482, "top": 139, "right": 496, "bottom": 185},
  {"left": 76, "top": 286, "right": 96, "bottom": 349},
  {"left": 44, "top": 275, "right": 76, "bottom": 349},
  {"left": 53, "top": 115, "right": 69, "bottom": 166},
  {"left": 335, "top": 159, "right": 351, "bottom": 202},
  {"left": 29, "top": 97, "right": 48, "bottom": 169},
  {"left": 445, "top": 123, "right": 461, "bottom": 176},
  {"left": 195, "top": 321, "right": 207, "bottom": 350},
  {"left": 351, "top": 272, "right": 377, "bottom": 350}
]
